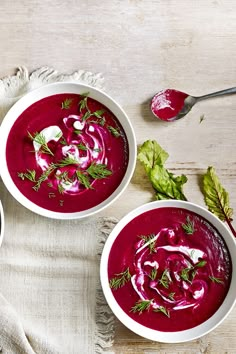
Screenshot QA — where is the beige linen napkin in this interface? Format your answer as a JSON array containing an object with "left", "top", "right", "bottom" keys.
[{"left": 0, "top": 68, "right": 116, "bottom": 354}]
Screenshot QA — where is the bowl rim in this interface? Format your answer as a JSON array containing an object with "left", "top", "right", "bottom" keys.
[
  {"left": 0, "top": 82, "right": 136, "bottom": 219},
  {"left": 100, "top": 200, "right": 236, "bottom": 343},
  {"left": 0, "top": 201, "right": 4, "bottom": 247}
]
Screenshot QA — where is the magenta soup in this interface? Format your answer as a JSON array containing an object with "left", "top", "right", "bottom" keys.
[
  {"left": 6, "top": 93, "right": 129, "bottom": 213},
  {"left": 108, "top": 207, "right": 232, "bottom": 332}
]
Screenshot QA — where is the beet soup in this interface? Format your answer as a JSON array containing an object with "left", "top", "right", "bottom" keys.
[
  {"left": 108, "top": 207, "right": 232, "bottom": 332},
  {"left": 6, "top": 93, "right": 129, "bottom": 213}
]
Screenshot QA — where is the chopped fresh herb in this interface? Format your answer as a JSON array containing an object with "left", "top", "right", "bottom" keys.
[
  {"left": 130, "top": 299, "right": 153, "bottom": 314},
  {"left": 47, "top": 182, "right": 53, "bottom": 188},
  {"left": 153, "top": 306, "right": 170, "bottom": 317},
  {"left": 139, "top": 234, "right": 156, "bottom": 253},
  {"left": 74, "top": 130, "right": 82, "bottom": 135},
  {"left": 61, "top": 98, "right": 73, "bottom": 109},
  {"left": 98, "top": 117, "right": 106, "bottom": 126},
  {"left": 82, "top": 111, "right": 91, "bottom": 121},
  {"left": 76, "top": 170, "right": 93, "bottom": 189},
  {"left": 149, "top": 268, "right": 157, "bottom": 281},
  {"left": 168, "top": 292, "right": 175, "bottom": 301},
  {"left": 87, "top": 163, "right": 112, "bottom": 179},
  {"left": 78, "top": 92, "right": 90, "bottom": 112},
  {"left": 33, "top": 164, "right": 56, "bottom": 191},
  {"left": 108, "top": 125, "right": 120, "bottom": 137},
  {"left": 109, "top": 267, "right": 131, "bottom": 290},
  {"left": 159, "top": 269, "right": 170, "bottom": 289},
  {"left": 93, "top": 147, "right": 101, "bottom": 152},
  {"left": 209, "top": 276, "right": 224, "bottom": 284},
  {"left": 199, "top": 114, "right": 205, "bottom": 123},
  {"left": 17, "top": 169, "right": 36, "bottom": 182},
  {"left": 180, "top": 260, "right": 207, "bottom": 283},
  {"left": 28, "top": 131, "right": 54, "bottom": 156},
  {"left": 59, "top": 137, "right": 67, "bottom": 145},
  {"left": 196, "top": 260, "right": 207, "bottom": 268},
  {"left": 93, "top": 109, "right": 106, "bottom": 118},
  {"left": 77, "top": 143, "right": 88, "bottom": 151},
  {"left": 55, "top": 131, "right": 63, "bottom": 139},
  {"left": 57, "top": 156, "right": 78, "bottom": 167},
  {"left": 180, "top": 266, "right": 193, "bottom": 283},
  {"left": 182, "top": 215, "right": 195, "bottom": 235},
  {"left": 58, "top": 184, "right": 65, "bottom": 194}
]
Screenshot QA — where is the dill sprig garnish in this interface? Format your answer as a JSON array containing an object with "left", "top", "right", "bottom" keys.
[
  {"left": 18, "top": 169, "right": 36, "bottom": 182},
  {"left": 149, "top": 268, "right": 157, "bottom": 281},
  {"left": 87, "top": 163, "right": 112, "bottom": 179},
  {"left": 77, "top": 143, "right": 88, "bottom": 151},
  {"left": 168, "top": 292, "right": 175, "bottom": 301},
  {"left": 76, "top": 170, "right": 93, "bottom": 189},
  {"left": 130, "top": 299, "right": 153, "bottom": 314},
  {"left": 139, "top": 234, "right": 156, "bottom": 253},
  {"left": 57, "top": 156, "right": 79, "bottom": 167},
  {"left": 74, "top": 130, "right": 82, "bottom": 135},
  {"left": 33, "top": 164, "right": 56, "bottom": 191},
  {"left": 159, "top": 269, "right": 170, "bottom": 289},
  {"left": 28, "top": 131, "right": 54, "bottom": 156},
  {"left": 153, "top": 306, "right": 170, "bottom": 318},
  {"left": 58, "top": 184, "right": 65, "bottom": 194},
  {"left": 59, "top": 136, "right": 67, "bottom": 145},
  {"left": 180, "top": 259, "right": 207, "bottom": 283},
  {"left": 182, "top": 215, "right": 195, "bottom": 235},
  {"left": 109, "top": 267, "right": 131, "bottom": 290},
  {"left": 61, "top": 98, "right": 73, "bottom": 110},
  {"left": 108, "top": 125, "right": 120, "bottom": 137},
  {"left": 209, "top": 276, "right": 224, "bottom": 284}
]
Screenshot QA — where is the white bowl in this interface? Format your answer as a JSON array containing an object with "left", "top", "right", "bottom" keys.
[
  {"left": 100, "top": 200, "right": 236, "bottom": 343},
  {"left": 0, "top": 201, "right": 4, "bottom": 246},
  {"left": 0, "top": 82, "right": 136, "bottom": 219}
]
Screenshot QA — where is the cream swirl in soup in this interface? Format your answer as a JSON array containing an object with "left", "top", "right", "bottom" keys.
[{"left": 108, "top": 207, "right": 231, "bottom": 331}]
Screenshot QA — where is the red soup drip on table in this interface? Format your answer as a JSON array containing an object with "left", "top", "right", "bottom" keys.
[
  {"left": 108, "top": 207, "right": 232, "bottom": 332},
  {"left": 6, "top": 93, "right": 129, "bottom": 213}
]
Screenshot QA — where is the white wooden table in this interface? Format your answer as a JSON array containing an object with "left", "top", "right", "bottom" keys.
[{"left": 0, "top": 1, "right": 236, "bottom": 352}]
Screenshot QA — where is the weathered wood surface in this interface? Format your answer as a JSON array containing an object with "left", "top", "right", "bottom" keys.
[{"left": 0, "top": 1, "right": 236, "bottom": 352}]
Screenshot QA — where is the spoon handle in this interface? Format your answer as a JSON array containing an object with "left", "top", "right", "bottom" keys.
[{"left": 197, "top": 87, "right": 236, "bottom": 101}]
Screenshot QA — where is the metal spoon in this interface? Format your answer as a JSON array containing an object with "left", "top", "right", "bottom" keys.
[{"left": 151, "top": 87, "right": 236, "bottom": 122}]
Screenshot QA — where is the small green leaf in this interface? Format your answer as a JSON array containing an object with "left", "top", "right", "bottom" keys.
[{"left": 203, "top": 166, "right": 233, "bottom": 222}]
